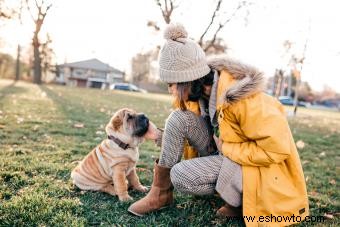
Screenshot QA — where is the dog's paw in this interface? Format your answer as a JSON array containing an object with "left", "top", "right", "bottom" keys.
[
  {"left": 134, "top": 185, "right": 149, "bottom": 193},
  {"left": 118, "top": 194, "right": 133, "bottom": 202}
]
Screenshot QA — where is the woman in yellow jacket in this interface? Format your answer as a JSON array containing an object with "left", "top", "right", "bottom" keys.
[{"left": 129, "top": 23, "right": 309, "bottom": 226}]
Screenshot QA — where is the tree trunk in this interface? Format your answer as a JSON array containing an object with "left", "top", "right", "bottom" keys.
[
  {"left": 293, "top": 78, "right": 300, "bottom": 115},
  {"left": 274, "top": 70, "right": 284, "bottom": 98},
  {"left": 33, "top": 35, "right": 42, "bottom": 84},
  {"left": 15, "top": 45, "right": 21, "bottom": 81},
  {"left": 287, "top": 73, "right": 292, "bottom": 97}
]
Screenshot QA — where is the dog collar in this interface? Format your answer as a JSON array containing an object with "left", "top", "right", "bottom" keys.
[{"left": 107, "top": 135, "right": 130, "bottom": 150}]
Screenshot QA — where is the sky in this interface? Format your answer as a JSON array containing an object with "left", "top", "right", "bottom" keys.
[{"left": 1, "top": 0, "right": 340, "bottom": 92}]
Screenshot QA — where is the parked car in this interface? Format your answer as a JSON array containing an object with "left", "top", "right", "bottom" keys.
[
  {"left": 278, "top": 96, "right": 294, "bottom": 106},
  {"left": 110, "top": 83, "right": 147, "bottom": 93},
  {"left": 278, "top": 96, "right": 309, "bottom": 107}
]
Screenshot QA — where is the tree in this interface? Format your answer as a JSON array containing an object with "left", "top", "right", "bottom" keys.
[
  {"left": 272, "top": 40, "right": 292, "bottom": 97},
  {"left": 152, "top": 0, "right": 251, "bottom": 55},
  {"left": 25, "top": 0, "right": 52, "bottom": 84},
  {"left": 0, "top": 0, "right": 15, "bottom": 19},
  {"left": 0, "top": 52, "right": 14, "bottom": 78},
  {"left": 40, "top": 33, "right": 55, "bottom": 80},
  {"left": 199, "top": 0, "right": 248, "bottom": 52},
  {"left": 131, "top": 52, "right": 152, "bottom": 85},
  {"left": 273, "top": 69, "right": 284, "bottom": 98},
  {"left": 141, "top": 0, "right": 251, "bottom": 82},
  {"left": 155, "top": 0, "right": 177, "bottom": 24}
]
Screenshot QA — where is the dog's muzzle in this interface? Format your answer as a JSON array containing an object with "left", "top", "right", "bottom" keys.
[{"left": 133, "top": 114, "right": 149, "bottom": 137}]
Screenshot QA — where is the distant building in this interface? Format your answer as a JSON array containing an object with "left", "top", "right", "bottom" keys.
[{"left": 56, "top": 58, "right": 124, "bottom": 88}]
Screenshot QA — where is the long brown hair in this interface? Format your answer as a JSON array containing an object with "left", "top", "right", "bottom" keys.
[
  {"left": 176, "top": 82, "right": 191, "bottom": 111},
  {"left": 175, "top": 70, "right": 214, "bottom": 111}
]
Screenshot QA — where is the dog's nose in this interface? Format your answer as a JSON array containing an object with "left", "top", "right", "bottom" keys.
[
  {"left": 141, "top": 114, "right": 147, "bottom": 120},
  {"left": 137, "top": 114, "right": 148, "bottom": 122}
]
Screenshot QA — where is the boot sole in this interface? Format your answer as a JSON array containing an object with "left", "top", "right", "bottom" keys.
[{"left": 128, "top": 205, "right": 171, "bottom": 217}]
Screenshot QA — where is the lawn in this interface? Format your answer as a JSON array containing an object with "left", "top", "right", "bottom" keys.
[{"left": 0, "top": 79, "right": 339, "bottom": 226}]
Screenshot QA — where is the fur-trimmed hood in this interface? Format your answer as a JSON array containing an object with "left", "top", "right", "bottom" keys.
[{"left": 207, "top": 55, "right": 265, "bottom": 105}]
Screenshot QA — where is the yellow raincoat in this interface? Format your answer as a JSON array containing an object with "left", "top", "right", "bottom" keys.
[
  {"left": 171, "top": 56, "right": 309, "bottom": 226},
  {"left": 210, "top": 56, "right": 309, "bottom": 226}
]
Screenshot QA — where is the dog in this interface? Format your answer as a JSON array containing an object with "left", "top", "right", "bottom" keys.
[{"left": 71, "top": 108, "right": 159, "bottom": 201}]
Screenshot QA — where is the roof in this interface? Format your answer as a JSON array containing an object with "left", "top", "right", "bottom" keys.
[{"left": 58, "top": 58, "right": 124, "bottom": 74}]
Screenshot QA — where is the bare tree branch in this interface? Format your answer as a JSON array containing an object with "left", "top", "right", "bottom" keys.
[
  {"left": 34, "top": 0, "right": 40, "bottom": 10},
  {"left": 203, "top": 2, "right": 244, "bottom": 52},
  {"left": 155, "top": 0, "right": 175, "bottom": 24},
  {"left": 25, "top": 0, "right": 35, "bottom": 21},
  {"left": 0, "top": 12, "right": 10, "bottom": 18},
  {"left": 198, "top": 0, "right": 223, "bottom": 46},
  {"left": 147, "top": 20, "right": 160, "bottom": 31}
]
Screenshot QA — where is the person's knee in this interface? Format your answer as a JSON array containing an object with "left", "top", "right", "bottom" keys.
[
  {"left": 170, "top": 164, "right": 181, "bottom": 188},
  {"left": 170, "top": 163, "right": 188, "bottom": 191}
]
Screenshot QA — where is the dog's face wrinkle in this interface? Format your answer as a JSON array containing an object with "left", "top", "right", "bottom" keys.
[
  {"left": 121, "top": 110, "right": 138, "bottom": 136},
  {"left": 108, "top": 109, "right": 150, "bottom": 141}
]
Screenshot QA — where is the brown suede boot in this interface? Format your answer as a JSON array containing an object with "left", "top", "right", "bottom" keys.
[
  {"left": 128, "top": 159, "right": 173, "bottom": 216},
  {"left": 216, "top": 203, "right": 242, "bottom": 218}
]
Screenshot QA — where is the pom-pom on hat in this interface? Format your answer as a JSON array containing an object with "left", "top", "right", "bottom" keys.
[{"left": 159, "top": 23, "right": 211, "bottom": 83}]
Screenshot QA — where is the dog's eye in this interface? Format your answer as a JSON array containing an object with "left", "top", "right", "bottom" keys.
[{"left": 127, "top": 114, "right": 133, "bottom": 120}]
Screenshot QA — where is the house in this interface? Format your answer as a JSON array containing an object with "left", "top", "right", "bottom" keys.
[{"left": 56, "top": 58, "right": 124, "bottom": 88}]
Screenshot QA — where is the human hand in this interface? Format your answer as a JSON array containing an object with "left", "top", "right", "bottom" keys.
[
  {"left": 144, "top": 121, "right": 160, "bottom": 140},
  {"left": 155, "top": 128, "right": 163, "bottom": 147}
]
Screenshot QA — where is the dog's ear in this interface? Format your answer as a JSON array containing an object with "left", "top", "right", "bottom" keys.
[
  {"left": 111, "top": 115, "right": 122, "bottom": 131},
  {"left": 105, "top": 115, "right": 122, "bottom": 134}
]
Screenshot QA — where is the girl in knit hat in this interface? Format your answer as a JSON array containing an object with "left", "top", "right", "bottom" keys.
[{"left": 129, "top": 23, "right": 309, "bottom": 226}]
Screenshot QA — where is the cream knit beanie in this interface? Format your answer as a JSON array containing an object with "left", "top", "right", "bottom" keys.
[{"left": 159, "top": 23, "right": 211, "bottom": 83}]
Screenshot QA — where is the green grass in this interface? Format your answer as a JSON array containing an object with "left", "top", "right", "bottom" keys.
[{"left": 0, "top": 79, "right": 339, "bottom": 226}]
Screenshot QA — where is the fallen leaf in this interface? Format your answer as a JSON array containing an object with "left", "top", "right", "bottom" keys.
[
  {"left": 95, "top": 131, "right": 104, "bottom": 135},
  {"left": 136, "top": 167, "right": 150, "bottom": 172},
  {"left": 71, "top": 161, "right": 80, "bottom": 165},
  {"left": 323, "top": 213, "right": 334, "bottom": 219},
  {"left": 329, "top": 179, "right": 336, "bottom": 185},
  {"left": 0, "top": 110, "right": 3, "bottom": 115},
  {"left": 17, "top": 117, "right": 24, "bottom": 124},
  {"left": 176, "top": 204, "right": 185, "bottom": 209},
  {"left": 0, "top": 124, "right": 5, "bottom": 129},
  {"left": 73, "top": 123, "right": 84, "bottom": 128},
  {"left": 296, "top": 140, "right": 305, "bottom": 149},
  {"left": 100, "top": 108, "right": 105, "bottom": 112},
  {"left": 305, "top": 176, "right": 309, "bottom": 182},
  {"left": 319, "top": 152, "right": 326, "bottom": 157},
  {"left": 309, "top": 191, "right": 319, "bottom": 196},
  {"left": 302, "top": 160, "right": 310, "bottom": 165}
]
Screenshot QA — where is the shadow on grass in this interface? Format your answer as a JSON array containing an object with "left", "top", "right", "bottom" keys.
[{"left": 0, "top": 81, "right": 28, "bottom": 103}]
